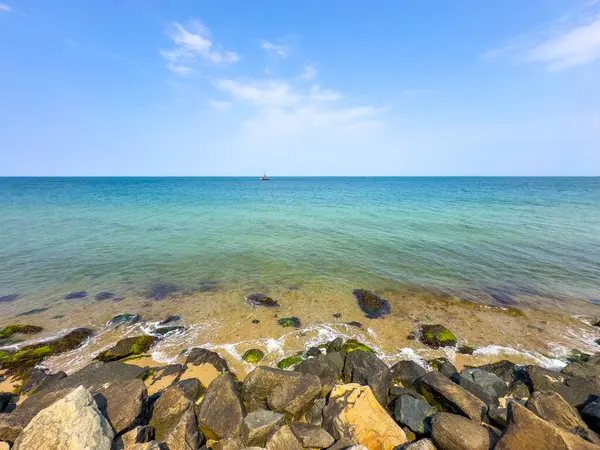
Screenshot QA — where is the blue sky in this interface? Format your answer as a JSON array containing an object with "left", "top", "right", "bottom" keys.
[{"left": 1, "top": 0, "right": 599, "bottom": 176}]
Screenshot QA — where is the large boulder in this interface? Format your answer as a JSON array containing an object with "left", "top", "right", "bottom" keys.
[
  {"left": 458, "top": 368, "right": 508, "bottom": 406},
  {"left": 495, "top": 401, "right": 599, "bottom": 450},
  {"left": 428, "top": 358, "right": 458, "bottom": 380},
  {"left": 419, "top": 371, "right": 487, "bottom": 422},
  {"left": 343, "top": 350, "right": 391, "bottom": 406},
  {"left": 14, "top": 367, "right": 67, "bottom": 395},
  {"left": 418, "top": 325, "right": 457, "bottom": 349},
  {"left": 149, "top": 385, "right": 193, "bottom": 440},
  {"left": 522, "top": 365, "right": 597, "bottom": 408},
  {"left": 581, "top": 397, "right": 600, "bottom": 433},
  {"left": 390, "top": 360, "right": 427, "bottom": 388},
  {"left": 112, "top": 426, "right": 154, "bottom": 449},
  {"left": 240, "top": 409, "right": 284, "bottom": 447},
  {"left": 13, "top": 386, "right": 113, "bottom": 449},
  {"left": 289, "top": 422, "right": 334, "bottom": 448},
  {"left": 295, "top": 352, "right": 343, "bottom": 387},
  {"left": 352, "top": 289, "right": 391, "bottom": 319},
  {"left": 526, "top": 391, "right": 587, "bottom": 431},
  {"left": 94, "top": 379, "right": 147, "bottom": 435},
  {"left": 430, "top": 413, "right": 490, "bottom": 450},
  {"left": 185, "top": 347, "right": 230, "bottom": 373},
  {"left": 161, "top": 406, "right": 201, "bottom": 450},
  {"left": 393, "top": 394, "right": 435, "bottom": 435},
  {"left": 241, "top": 366, "right": 321, "bottom": 419},
  {"left": 323, "top": 383, "right": 407, "bottom": 450},
  {"left": 96, "top": 335, "right": 158, "bottom": 362},
  {"left": 196, "top": 372, "right": 245, "bottom": 440},
  {"left": 476, "top": 360, "right": 519, "bottom": 383}
]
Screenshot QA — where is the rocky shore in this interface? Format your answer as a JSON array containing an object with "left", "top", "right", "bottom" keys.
[{"left": 0, "top": 316, "right": 600, "bottom": 450}]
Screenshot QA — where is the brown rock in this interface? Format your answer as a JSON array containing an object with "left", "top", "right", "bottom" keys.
[
  {"left": 196, "top": 372, "right": 245, "bottom": 440},
  {"left": 148, "top": 385, "right": 193, "bottom": 440},
  {"left": 526, "top": 391, "right": 588, "bottom": 431},
  {"left": 322, "top": 383, "right": 407, "bottom": 450},
  {"left": 241, "top": 409, "right": 284, "bottom": 447},
  {"left": 403, "top": 439, "right": 438, "bottom": 450},
  {"left": 112, "top": 425, "right": 153, "bottom": 449},
  {"left": 495, "top": 401, "right": 599, "bottom": 450},
  {"left": 430, "top": 413, "right": 489, "bottom": 450},
  {"left": 419, "top": 371, "right": 487, "bottom": 421},
  {"left": 266, "top": 425, "right": 302, "bottom": 450},
  {"left": 95, "top": 379, "right": 147, "bottom": 435},
  {"left": 213, "top": 436, "right": 246, "bottom": 450},
  {"left": 289, "top": 422, "right": 335, "bottom": 448},
  {"left": 161, "top": 406, "right": 201, "bottom": 450}
]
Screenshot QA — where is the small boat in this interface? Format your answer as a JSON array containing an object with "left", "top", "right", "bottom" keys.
[{"left": 260, "top": 172, "right": 269, "bottom": 181}]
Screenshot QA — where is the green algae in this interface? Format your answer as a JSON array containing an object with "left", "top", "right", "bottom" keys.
[
  {"left": 0, "top": 325, "right": 43, "bottom": 340},
  {"left": 340, "top": 339, "right": 375, "bottom": 353},
  {"left": 241, "top": 349, "right": 265, "bottom": 364},
  {"left": 96, "top": 335, "right": 158, "bottom": 362},
  {"left": 278, "top": 317, "right": 301, "bottom": 328},
  {"left": 419, "top": 324, "right": 457, "bottom": 348},
  {"left": 277, "top": 355, "right": 303, "bottom": 369}
]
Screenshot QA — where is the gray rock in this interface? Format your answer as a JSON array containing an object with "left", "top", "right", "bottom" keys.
[
  {"left": 403, "top": 439, "right": 437, "bottom": 450},
  {"left": 506, "top": 380, "right": 530, "bottom": 399},
  {"left": 289, "top": 422, "right": 334, "bottom": 448},
  {"left": 343, "top": 350, "right": 391, "bottom": 406},
  {"left": 419, "top": 371, "right": 487, "bottom": 422},
  {"left": 241, "top": 409, "right": 284, "bottom": 447},
  {"left": 174, "top": 378, "right": 205, "bottom": 401},
  {"left": 149, "top": 385, "right": 193, "bottom": 440},
  {"left": 526, "top": 391, "right": 587, "bottom": 431},
  {"left": 306, "top": 397, "right": 326, "bottom": 426},
  {"left": 13, "top": 386, "right": 114, "bottom": 450},
  {"left": 390, "top": 360, "right": 427, "bottom": 388},
  {"left": 95, "top": 378, "right": 147, "bottom": 435},
  {"left": 112, "top": 425, "right": 153, "bottom": 449},
  {"left": 196, "top": 372, "right": 245, "bottom": 440},
  {"left": 430, "top": 413, "right": 490, "bottom": 450},
  {"left": 428, "top": 358, "right": 458, "bottom": 380},
  {"left": 185, "top": 347, "right": 229, "bottom": 372},
  {"left": 295, "top": 353, "right": 341, "bottom": 386},
  {"left": 581, "top": 397, "right": 600, "bottom": 433},
  {"left": 0, "top": 393, "right": 13, "bottom": 413},
  {"left": 326, "top": 337, "right": 344, "bottom": 354},
  {"left": 522, "top": 364, "right": 599, "bottom": 407},
  {"left": 394, "top": 394, "right": 435, "bottom": 434},
  {"left": 265, "top": 425, "right": 302, "bottom": 450},
  {"left": 242, "top": 366, "right": 321, "bottom": 419},
  {"left": 458, "top": 368, "right": 508, "bottom": 406},
  {"left": 108, "top": 313, "right": 141, "bottom": 325},
  {"left": 16, "top": 368, "right": 67, "bottom": 395},
  {"left": 161, "top": 406, "right": 201, "bottom": 450},
  {"left": 213, "top": 437, "right": 246, "bottom": 450},
  {"left": 477, "top": 360, "right": 519, "bottom": 383},
  {"left": 488, "top": 406, "right": 508, "bottom": 428}
]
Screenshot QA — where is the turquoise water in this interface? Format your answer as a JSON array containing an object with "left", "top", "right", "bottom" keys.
[{"left": 1, "top": 177, "right": 600, "bottom": 307}]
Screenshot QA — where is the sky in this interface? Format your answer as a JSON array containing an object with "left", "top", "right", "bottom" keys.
[{"left": 1, "top": 0, "right": 599, "bottom": 176}]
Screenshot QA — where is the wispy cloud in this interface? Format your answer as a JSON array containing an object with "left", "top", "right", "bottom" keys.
[
  {"left": 299, "top": 64, "right": 318, "bottom": 80},
  {"left": 260, "top": 40, "right": 289, "bottom": 59},
  {"left": 161, "top": 21, "right": 238, "bottom": 75},
  {"left": 485, "top": 7, "right": 600, "bottom": 70},
  {"left": 208, "top": 100, "right": 232, "bottom": 111},
  {"left": 0, "top": 3, "right": 11, "bottom": 12}
]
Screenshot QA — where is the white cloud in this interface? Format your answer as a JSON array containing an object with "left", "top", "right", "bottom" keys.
[
  {"left": 260, "top": 40, "right": 289, "bottom": 59},
  {"left": 485, "top": 9, "right": 600, "bottom": 70},
  {"left": 300, "top": 64, "right": 318, "bottom": 80},
  {"left": 0, "top": 3, "right": 11, "bottom": 12},
  {"left": 208, "top": 100, "right": 232, "bottom": 111},
  {"left": 216, "top": 77, "right": 386, "bottom": 138},
  {"left": 161, "top": 21, "right": 238, "bottom": 75}
]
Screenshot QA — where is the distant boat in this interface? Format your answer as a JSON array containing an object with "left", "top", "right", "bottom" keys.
[{"left": 260, "top": 172, "right": 269, "bottom": 181}]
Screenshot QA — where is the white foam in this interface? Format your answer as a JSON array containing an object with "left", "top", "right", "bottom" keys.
[{"left": 473, "top": 345, "right": 567, "bottom": 370}]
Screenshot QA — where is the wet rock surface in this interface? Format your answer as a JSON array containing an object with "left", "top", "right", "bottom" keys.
[
  {"left": 244, "top": 293, "right": 280, "bottom": 308},
  {"left": 419, "top": 325, "right": 457, "bottom": 349},
  {"left": 353, "top": 289, "right": 391, "bottom": 319}
]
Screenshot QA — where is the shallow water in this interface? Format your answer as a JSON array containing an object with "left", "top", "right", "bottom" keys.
[{"left": 1, "top": 177, "right": 600, "bottom": 372}]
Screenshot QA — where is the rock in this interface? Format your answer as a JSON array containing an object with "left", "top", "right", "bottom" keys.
[
  {"left": 323, "top": 383, "right": 407, "bottom": 450},
  {"left": 289, "top": 422, "right": 334, "bottom": 448},
  {"left": 96, "top": 291, "right": 115, "bottom": 300},
  {"left": 522, "top": 365, "right": 594, "bottom": 408},
  {"left": 245, "top": 293, "right": 280, "bottom": 308},
  {"left": 458, "top": 368, "right": 508, "bottom": 406},
  {"left": 278, "top": 317, "right": 301, "bottom": 328},
  {"left": 393, "top": 394, "right": 435, "bottom": 435},
  {"left": 212, "top": 436, "right": 246, "bottom": 450},
  {"left": 488, "top": 406, "right": 508, "bottom": 428},
  {"left": 507, "top": 380, "right": 530, "bottom": 399},
  {"left": 390, "top": 360, "right": 427, "bottom": 388},
  {"left": 241, "top": 409, "right": 284, "bottom": 446},
  {"left": 327, "top": 337, "right": 344, "bottom": 353},
  {"left": 419, "top": 325, "right": 457, "bottom": 349},
  {"left": 94, "top": 378, "right": 147, "bottom": 435},
  {"left": 0, "top": 443, "right": 9, "bottom": 450},
  {"left": 149, "top": 283, "right": 180, "bottom": 300},
  {"left": 159, "top": 315, "right": 181, "bottom": 325},
  {"left": 457, "top": 345, "right": 475, "bottom": 355},
  {"left": 353, "top": 289, "right": 391, "bottom": 319},
  {"left": 345, "top": 321, "right": 363, "bottom": 328},
  {"left": 185, "top": 347, "right": 229, "bottom": 373},
  {"left": 161, "top": 406, "right": 201, "bottom": 450},
  {"left": 64, "top": 291, "right": 87, "bottom": 299},
  {"left": 129, "top": 443, "right": 162, "bottom": 450},
  {"left": 0, "top": 324, "right": 43, "bottom": 340},
  {"left": 0, "top": 294, "right": 18, "bottom": 303},
  {"left": 340, "top": 339, "right": 375, "bottom": 353},
  {"left": 306, "top": 346, "right": 322, "bottom": 358},
  {"left": 343, "top": 349, "right": 391, "bottom": 406},
  {"left": 277, "top": 355, "right": 303, "bottom": 370},
  {"left": 113, "top": 426, "right": 154, "bottom": 449},
  {"left": 242, "top": 349, "right": 265, "bottom": 364},
  {"left": 196, "top": 372, "right": 245, "bottom": 440},
  {"left": 390, "top": 387, "right": 425, "bottom": 402},
  {"left": 96, "top": 335, "right": 158, "bottom": 362},
  {"left": 526, "top": 391, "right": 588, "bottom": 432},
  {"left": 419, "top": 371, "right": 487, "bottom": 422},
  {"left": 581, "top": 397, "right": 600, "bottom": 433},
  {"left": 428, "top": 358, "right": 458, "bottom": 380},
  {"left": 16, "top": 367, "right": 67, "bottom": 395},
  {"left": 175, "top": 378, "right": 205, "bottom": 401},
  {"left": 266, "top": 424, "right": 302, "bottom": 450},
  {"left": 13, "top": 386, "right": 113, "bottom": 450},
  {"left": 241, "top": 366, "right": 321, "bottom": 419},
  {"left": 153, "top": 326, "right": 185, "bottom": 336},
  {"left": 108, "top": 313, "right": 142, "bottom": 325},
  {"left": 0, "top": 388, "right": 75, "bottom": 442},
  {"left": 295, "top": 353, "right": 343, "bottom": 386},
  {"left": 0, "top": 328, "right": 93, "bottom": 376},
  {"left": 0, "top": 393, "right": 13, "bottom": 413},
  {"left": 430, "top": 413, "right": 489, "bottom": 450},
  {"left": 252, "top": 319, "right": 260, "bottom": 324},
  {"left": 149, "top": 385, "right": 193, "bottom": 440},
  {"left": 403, "top": 439, "right": 437, "bottom": 450},
  {"left": 496, "top": 401, "right": 599, "bottom": 450},
  {"left": 306, "top": 397, "right": 326, "bottom": 426}
]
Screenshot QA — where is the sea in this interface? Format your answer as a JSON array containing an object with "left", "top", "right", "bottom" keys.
[{"left": 1, "top": 177, "right": 600, "bottom": 373}]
